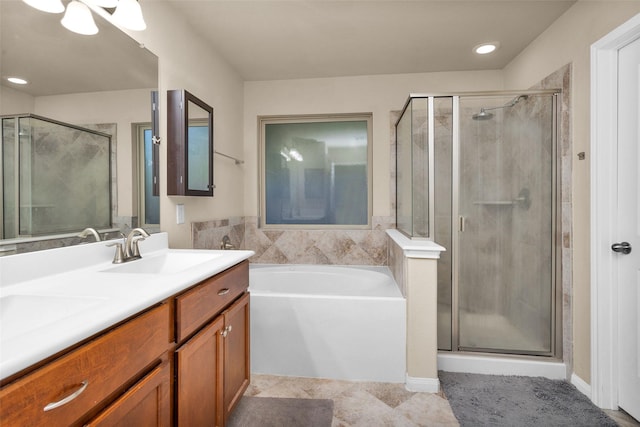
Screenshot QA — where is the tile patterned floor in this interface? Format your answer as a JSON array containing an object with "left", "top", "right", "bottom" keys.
[
  {"left": 245, "top": 374, "right": 459, "bottom": 426},
  {"left": 245, "top": 374, "right": 640, "bottom": 427},
  {"left": 604, "top": 409, "right": 640, "bottom": 427}
]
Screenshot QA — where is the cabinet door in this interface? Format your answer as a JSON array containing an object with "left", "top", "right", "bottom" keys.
[
  {"left": 223, "top": 292, "right": 250, "bottom": 420},
  {"left": 175, "top": 316, "right": 224, "bottom": 427},
  {"left": 85, "top": 361, "right": 170, "bottom": 427}
]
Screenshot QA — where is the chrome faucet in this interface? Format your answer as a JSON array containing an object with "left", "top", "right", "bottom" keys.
[
  {"left": 78, "top": 227, "right": 101, "bottom": 242},
  {"left": 125, "top": 228, "right": 150, "bottom": 260},
  {"left": 220, "top": 235, "right": 234, "bottom": 250}
]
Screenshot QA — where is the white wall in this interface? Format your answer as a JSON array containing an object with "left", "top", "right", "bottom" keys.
[
  {"left": 503, "top": 1, "right": 640, "bottom": 384},
  {"left": 243, "top": 70, "right": 504, "bottom": 219}
]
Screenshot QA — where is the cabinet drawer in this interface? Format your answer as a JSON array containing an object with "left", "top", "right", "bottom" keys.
[
  {"left": 0, "top": 304, "right": 170, "bottom": 427},
  {"left": 175, "top": 260, "right": 248, "bottom": 343}
]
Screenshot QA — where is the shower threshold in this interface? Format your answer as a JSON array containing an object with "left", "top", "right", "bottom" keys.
[{"left": 437, "top": 352, "right": 566, "bottom": 380}]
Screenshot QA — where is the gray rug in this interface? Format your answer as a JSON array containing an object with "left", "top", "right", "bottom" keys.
[
  {"left": 227, "top": 396, "right": 334, "bottom": 427},
  {"left": 440, "top": 371, "right": 617, "bottom": 427}
]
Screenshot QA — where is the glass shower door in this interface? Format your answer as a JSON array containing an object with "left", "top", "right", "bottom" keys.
[{"left": 456, "top": 93, "right": 556, "bottom": 355}]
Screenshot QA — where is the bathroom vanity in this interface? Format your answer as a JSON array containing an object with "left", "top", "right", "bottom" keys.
[{"left": 0, "top": 233, "right": 253, "bottom": 426}]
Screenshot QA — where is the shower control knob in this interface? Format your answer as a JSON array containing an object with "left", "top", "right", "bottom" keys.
[{"left": 611, "top": 242, "right": 632, "bottom": 254}]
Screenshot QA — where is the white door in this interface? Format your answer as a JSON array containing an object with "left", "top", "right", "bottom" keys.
[{"left": 617, "top": 35, "right": 640, "bottom": 421}]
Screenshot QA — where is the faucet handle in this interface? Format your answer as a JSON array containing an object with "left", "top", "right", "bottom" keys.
[
  {"left": 106, "top": 242, "right": 125, "bottom": 264},
  {"left": 130, "top": 236, "right": 146, "bottom": 258}
]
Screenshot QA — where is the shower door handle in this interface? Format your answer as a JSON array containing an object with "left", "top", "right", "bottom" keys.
[
  {"left": 459, "top": 216, "right": 466, "bottom": 232},
  {"left": 611, "top": 242, "right": 632, "bottom": 254}
]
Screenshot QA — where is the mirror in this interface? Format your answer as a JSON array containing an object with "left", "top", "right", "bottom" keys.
[
  {"left": 167, "top": 90, "right": 214, "bottom": 197},
  {"left": 0, "top": 0, "right": 159, "bottom": 247}
]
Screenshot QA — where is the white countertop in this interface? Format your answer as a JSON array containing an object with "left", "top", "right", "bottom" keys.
[{"left": 0, "top": 233, "right": 254, "bottom": 380}]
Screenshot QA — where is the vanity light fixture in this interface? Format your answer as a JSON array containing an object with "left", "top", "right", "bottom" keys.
[
  {"left": 7, "top": 77, "right": 29, "bottom": 85},
  {"left": 112, "top": 0, "right": 146, "bottom": 31},
  {"left": 21, "top": 0, "right": 146, "bottom": 36},
  {"left": 61, "top": 1, "right": 99, "bottom": 35},
  {"left": 88, "top": 0, "right": 119, "bottom": 7},
  {"left": 474, "top": 42, "right": 499, "bottom": 55}
]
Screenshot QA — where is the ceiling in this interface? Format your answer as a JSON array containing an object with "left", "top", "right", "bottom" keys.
[
  {"left": 0, "top": 0, "right": 576, "bottom": 98},
  {"left": 0, "top": 0, "right": 157, "bottom": 97},
  {"left": 165, "top": 0, "right": 576, "bottom": 81}
]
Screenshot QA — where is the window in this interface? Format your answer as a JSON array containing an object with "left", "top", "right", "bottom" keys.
[
  {"left": 136, "top": 123, "right": 159, "bottom": 227},
  {"left": 260, "top": 114, "right": 372, "bottom": 228}
]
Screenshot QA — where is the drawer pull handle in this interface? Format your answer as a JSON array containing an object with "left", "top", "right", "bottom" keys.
[
  {"left": 44, "top": 380, "right": 89, "bottom": 412},
  {"left": 217, "top": 288, "right": 230, "bottom": 296}
]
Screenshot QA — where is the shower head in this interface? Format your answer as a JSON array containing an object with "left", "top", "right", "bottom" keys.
[
  {"left": 472, "top": 108, "right": 494, "bottom": 121},
  {"left": 471, "top": 94, "right": 528, "bottom": 121}
]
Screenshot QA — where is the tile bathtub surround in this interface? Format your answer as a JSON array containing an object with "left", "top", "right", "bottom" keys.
[
  {"left": 245, "top": 374, "right": 459, "bottom": 427},
  {"left": 192, "top": 217, "right": 246, "bottom": 250},
  {"left": 244, "top": 216, "right": 395, "bottom": 265},
  {"left": 192, "top": 216, "right": 396, "bottom": 266}
]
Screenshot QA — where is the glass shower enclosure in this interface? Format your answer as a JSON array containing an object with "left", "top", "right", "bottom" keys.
[
  {"left": 1, "top": 115, "right": 111, "bottom": 239},
  {"left": 396, "top": 91, "right": 560, "bottom": 356}
]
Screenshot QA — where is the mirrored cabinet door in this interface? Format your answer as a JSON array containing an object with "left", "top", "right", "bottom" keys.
[{"left": 167, "top": 90, "right": 214, "bottom": 196}]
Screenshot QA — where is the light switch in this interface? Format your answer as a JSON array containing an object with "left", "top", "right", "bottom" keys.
[{"left": 176, "top": 204, "right": 185, "bottom": 224}]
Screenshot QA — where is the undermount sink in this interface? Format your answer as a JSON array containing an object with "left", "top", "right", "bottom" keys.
[
  {"left": 0, "top": 294, "right": 107, "bottom": 341},
  {"left": 100, "top": 251, "right": 224, "bottom": 275}
]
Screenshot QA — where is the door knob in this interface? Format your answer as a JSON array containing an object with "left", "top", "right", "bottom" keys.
[{"left": 611, "top": 242, "right": 632, "bottom": 254}]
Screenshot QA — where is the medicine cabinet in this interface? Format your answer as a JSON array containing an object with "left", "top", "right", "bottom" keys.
[{"left": 167, "top": 89, "right": 214, "bottom": 196}]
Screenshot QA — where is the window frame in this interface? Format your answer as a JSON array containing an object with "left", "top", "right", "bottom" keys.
[
  {"left": 258, "top": 113, "right": 373, "bottom": 230},
  {"left": 134, "top": 122, "right": 160, "bottom": 228}
]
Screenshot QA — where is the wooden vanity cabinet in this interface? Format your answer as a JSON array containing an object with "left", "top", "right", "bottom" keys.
[
  {"left": 0, "top": 260, "right": 250, "bottom": 427},
  {"left": 0, "top": 304, "right": 171, "bottom": 427},
  {"left": 174, "top": 261, "right": 250, "bottom": 427}
]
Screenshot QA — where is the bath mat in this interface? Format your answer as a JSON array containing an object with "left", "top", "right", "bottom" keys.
[
  {"left": 439, "top": 371, "right": 617, "bottom": 427},
  {"left": 226, "top": 396, "right": 334, "bottom": 427}
]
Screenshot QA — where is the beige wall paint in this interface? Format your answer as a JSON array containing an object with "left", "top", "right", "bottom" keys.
[
  {"left": 124, "top": 2, "right": 245, "bottom": 249},
  {"left": 0, "top": 85, "right": 35, "bottom": 114},
  {"left": 406, "top": 257, "right": 439, "bottom": 380},
  {"left": 243, "top": 70, "right": 504, "bottom": 219},
  {"left": 503, "top": 2, "right": 640, "bottom": 383}
]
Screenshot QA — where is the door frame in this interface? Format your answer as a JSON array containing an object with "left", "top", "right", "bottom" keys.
[{"left": 590, "top": 12, "right": 640, "bottom": 410}]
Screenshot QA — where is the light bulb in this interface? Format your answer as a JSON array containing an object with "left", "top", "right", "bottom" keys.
[
  {"left": 87, "top": 0, "right": 119, "bottom": 7},
  {"left": 61, "top": 1, "right": 99, "bottom": 35},
  {"left": 474, "top": 43, "right": 499, "bottom": 55},
  {"left": 112, "top": 0, "right": 146, "bottom": 31}
]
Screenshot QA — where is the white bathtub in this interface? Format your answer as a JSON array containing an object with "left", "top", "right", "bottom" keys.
[{"left": 249, "top": 264, "right": 406, "bottom": 383}]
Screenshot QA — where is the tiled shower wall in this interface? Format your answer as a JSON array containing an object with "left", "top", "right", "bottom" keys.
[{"left": 536, "top": 64, "right": 573, "bottom": 371}]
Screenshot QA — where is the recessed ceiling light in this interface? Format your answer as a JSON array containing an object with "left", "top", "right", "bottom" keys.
[
  {"left": 7, "top": 77, "right": 28, "bottom": 85},
  {"left": 474, "top": 43, "right": 499, "bottom": 55}
]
